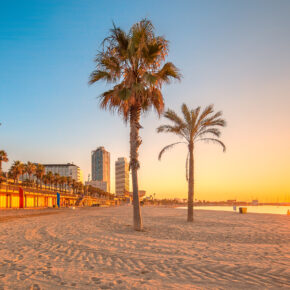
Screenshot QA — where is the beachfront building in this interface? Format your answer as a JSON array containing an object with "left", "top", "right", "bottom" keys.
[
  {"left": 85, "top": 180, "right": 109, "bottom": 192},
  {"left": 0, "top": 183, "right": 78, "bottom": 209},
  {"left": 43, "top": 163, "right": 83, "bottom": 183},
  {"left": 115, "top": 157, "right": 129, "bottom": 196},
  {"left": 91, "top": 146, "right": 110, "bottom": 192}
]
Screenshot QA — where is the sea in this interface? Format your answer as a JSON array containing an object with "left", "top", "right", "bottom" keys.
[{"left": 177, "top": 205, "right": 290, "bottom": 215}]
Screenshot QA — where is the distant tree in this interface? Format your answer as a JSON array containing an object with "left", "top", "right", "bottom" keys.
[
  {"left": 42, "top": 174, "right": 48, "bottom": 189},
  {"left": 72, "top": 179, "right": 79, "bottom": 194},
  {"left": 53, "top": 173, "right": 60, "bottom": 191},
  {"left": 59, "top": 176, "right": 67, "bottom": 192},
  {"left": 46, "top": 171, "right": 54, "bottom": 190},
  {"left": 35, "top": 164, "right": 45, "bottom": 188},
  {"left": 89, "top": 19, "right": 181, "bottom": 230},
  {"left": 66, "top": 176, "right": 72, "bottom": 192},
  {"left": 0, "top": 150, "right": 8, "bottom": 176},
  {"left": 9, "top": 161, "right": 24, "bottom": 183},
  {"left": 25, "top": 161, "right": 36, "bottom": 182},
  {"left": 157, "top": 104, "right": 226, "bottom": 222}
]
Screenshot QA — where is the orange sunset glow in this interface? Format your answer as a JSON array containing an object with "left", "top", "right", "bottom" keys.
[{"left": 0, "top": 1, "right": 289, "bottom": 289}]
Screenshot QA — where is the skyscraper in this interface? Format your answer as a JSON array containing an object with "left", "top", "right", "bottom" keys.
[
  {"left": 91, "top": 146, "right": 110, "bottom": 192},
  {"left": 115, "top": 157, "right": 129, "bottom": 196}
]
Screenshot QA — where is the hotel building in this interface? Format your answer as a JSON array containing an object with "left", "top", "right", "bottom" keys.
[
  {"left": 91, "top": 146, "right": 110, "bottom": 192},
  {"left": 115, "top": 157, "right": 129, "bottom": 196},
  {"left": 43, "top": 163, "right": 83, "bottom": 183}
]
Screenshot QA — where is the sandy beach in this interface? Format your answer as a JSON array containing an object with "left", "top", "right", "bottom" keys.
[{"left": 0, "top": 206, "right": 289, "bottom": 289}]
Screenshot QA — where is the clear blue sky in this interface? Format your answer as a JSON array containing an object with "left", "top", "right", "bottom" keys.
[{"left": 1, "top": 0, "right": 290, "bottom": 200}]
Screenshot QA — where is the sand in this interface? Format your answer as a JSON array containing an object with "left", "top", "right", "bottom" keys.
[{"left": 0, "top": 206, "right": 289, "bottom": 289}]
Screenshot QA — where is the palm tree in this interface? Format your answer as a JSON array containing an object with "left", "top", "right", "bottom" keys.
[
  {"left": 53, "top": 173, "right": 60, "bottom": 191},
  {"left": 46, "top": 171, "right": 54, "bottom": 190},
  {"left": 66, "top": 176, "right": 72, "bottom": 192},
  {"left": 42, "top": 174, "right": 49, "bottom": 189},
  {"left": 35, "top": 164, "right": 45, "bottom": 188},
  {"left": 89, "top": 19, "right": 180, "bottom": 230},
  {"left": 0, "top": 150, "right": 8, "bottom": 175},
  {"left": 9, "top": 161, "right": 24, "bottom": 184},
  {"left": 157, "top": 104, "right": 226, "bottom": 222},
  {"left": 72, "top": 179, "right": 78, "bottom": 194},
  {"left": 77, "top": 182, "right": 84, "bottom": 195},
  {"left": 25, "top": 161, "right": 36, "bottom": 182},
  {"left": 59, "top": 176, "right": 67, "bottom": 192}
]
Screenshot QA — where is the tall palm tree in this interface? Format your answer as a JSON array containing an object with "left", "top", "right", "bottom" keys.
[
  {"left": 89, "top": 19, "right": 180, "bottom": 230},
  {"left": 157, "top": 104, "right": 226, "bottom": 222},
  {"left": 35, "top": 164, "right": 45, "bottom": 188},
  {"left": 0, "top": 150, "right": 8, "bottom": 175},
  {"left": 25, "top": 161, "right": 36, "bottom": 182}
]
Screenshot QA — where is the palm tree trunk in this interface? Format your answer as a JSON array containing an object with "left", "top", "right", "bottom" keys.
[
  {"left": 130, "top": 106, "right": 143, "bottom": 231},
  {"left": 187, "top": 143, "right": 194, "bottom": 222}
]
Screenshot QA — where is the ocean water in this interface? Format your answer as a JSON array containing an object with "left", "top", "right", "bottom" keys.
[{"left": 177, "top": 205, "right": 290, "bottom": 215}]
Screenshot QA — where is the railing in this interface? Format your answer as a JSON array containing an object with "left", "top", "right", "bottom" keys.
[{"left": 0, "top": 183, "right": 77, "bottom": 198}]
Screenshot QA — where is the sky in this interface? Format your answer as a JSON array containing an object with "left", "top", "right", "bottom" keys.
[{"left": 1, "top": 0, "right": 290, "bottom": 202}]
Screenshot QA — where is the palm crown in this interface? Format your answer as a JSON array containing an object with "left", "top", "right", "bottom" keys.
[
  {"left": 157, "top": 104, "right": 226, "bottom": 179},
  {"left": 89, "top": 19, "right": 180, "bottom": 121}
]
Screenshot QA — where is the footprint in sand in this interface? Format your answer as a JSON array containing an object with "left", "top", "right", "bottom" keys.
[{"left": 91, "top": 277, "right": 101, "bottom": 284}]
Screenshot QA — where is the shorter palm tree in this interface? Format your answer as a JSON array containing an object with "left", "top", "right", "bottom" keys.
[{"left": 157, "top": 104, "right": 226, "bottom": 222}]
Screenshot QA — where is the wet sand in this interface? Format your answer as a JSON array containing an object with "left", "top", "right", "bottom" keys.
[{"left": 0, "top": 206, "right": 289, "bottom": 289}]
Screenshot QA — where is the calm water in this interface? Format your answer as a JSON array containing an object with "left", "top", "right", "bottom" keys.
[{"left": 177, "top": 206, "right": 290, "bottom": 215}]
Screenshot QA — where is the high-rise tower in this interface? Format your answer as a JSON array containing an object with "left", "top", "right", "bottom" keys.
[
  {"left": 115, "top": 157, "right": 129, "bottom": 196},
  {"left": 91, "top": 146, "right": 110, "bottom": 192}
]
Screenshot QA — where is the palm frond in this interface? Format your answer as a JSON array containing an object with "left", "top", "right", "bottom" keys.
[
  {"left": 158, "top": 142, "right": 186, "bottom": 160},
  {"left": 156, "top": 62, "right": 181, "bottom": 84},
  {"left": 89, "top": 70, "right": 115, "bottom": 84},
  {"left": 196, "top": 138, "right": 226, "bottom": 152},
  {"left": 196, "top": 128, "right": 221, "bottom": 139},
  {"left": 156, "top": 125, "right": 185, "bottom": 138},
  {"left": 181, "top": 103, "right": 191, "bottom": 126},
  {"left": 202, "top": 118, "right": 226, "bottom": 128},
  {"left": 191, "top": 106, "right": 201, "bottom": 129},
  {"left": 163, "top": 109, "right": 186, "bottom": 127},
  {"left": 196, "top": 104, "right": 214, "bottom": 128}
]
